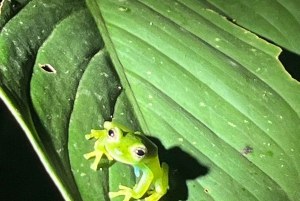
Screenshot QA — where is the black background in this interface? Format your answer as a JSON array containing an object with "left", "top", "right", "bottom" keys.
[{"left": 0, "top": 100, "right": 64, "bottom": 201}]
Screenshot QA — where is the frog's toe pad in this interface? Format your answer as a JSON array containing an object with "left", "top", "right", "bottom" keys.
[
  {"left": 85, "top": 134, "right": 93, "bottom": 140},
  {"left": 90, "top": 162, "right": 98, "bottom": 171},
  {"left": 83, "top": 152, "right": 95, "bottom": 159}
]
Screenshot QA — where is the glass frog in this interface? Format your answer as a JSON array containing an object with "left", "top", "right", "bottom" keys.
[{"left": 84, "top": 121, "right": 169, "bottom": 201}]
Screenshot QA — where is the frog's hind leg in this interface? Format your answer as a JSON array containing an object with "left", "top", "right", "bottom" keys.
[{"left": 145, "top": 162, "right": 169, "bottom": 201}]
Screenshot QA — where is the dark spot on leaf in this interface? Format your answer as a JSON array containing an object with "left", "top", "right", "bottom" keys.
[
  {"left": 39, "top": 64, "right": 56, "bottom": 73},
  {"left": 266, "top": 150, "right": 274, "bottom": 157},
  {"left": 250, "top": 172, "right": 258, "bottom": 175},
  {"left": 241, "top": 145, "right": 254, "bottom": 155}
]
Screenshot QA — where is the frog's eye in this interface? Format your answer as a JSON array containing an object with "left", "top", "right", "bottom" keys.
[
  {"left": 108, "top": 128, "right": 119, "bottom": 140},
  {"left": 133, "top": 146, "right": 147, "bottom": 158},
  {"left": 108, "top": 129, "right": 115, "bottom": 137}
]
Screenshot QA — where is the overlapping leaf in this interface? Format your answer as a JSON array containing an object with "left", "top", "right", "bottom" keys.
[
  {"left": 206, "top": 0, "right": 300, "bottom": 54},
  {"left": 87, "top": 0, "right": 300, "bottom": 200}
]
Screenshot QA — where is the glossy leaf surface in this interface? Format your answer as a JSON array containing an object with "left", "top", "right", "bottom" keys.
[{"left": 0, "top": 0, "right": 299, "bottom": 200}]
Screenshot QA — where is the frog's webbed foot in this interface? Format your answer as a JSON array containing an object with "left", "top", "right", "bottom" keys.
[
  {"left": 109, "top": 185, "right": 134, "bottom": 201},
  {"left": 84, "top": 148, "right": 113, "bottom": 170},
  {"left": 84, "top": 129, "right": 113, "bottom": 170},
  {"left": 83, "top": 151, "right": 104, "bottom": 170}
]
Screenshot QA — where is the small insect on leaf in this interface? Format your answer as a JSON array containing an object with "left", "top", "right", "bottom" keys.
[{"left": 241, "top": 145, "right": 254, "bottom": 155}]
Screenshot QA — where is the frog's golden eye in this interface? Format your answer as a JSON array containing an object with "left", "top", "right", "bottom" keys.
[{"left": 133, "top": 146, "right": 147, "bottom": 158}]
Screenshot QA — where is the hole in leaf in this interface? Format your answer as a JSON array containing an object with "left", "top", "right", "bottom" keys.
[
  {"left": 39, "top": 64, "right": 56, "bottom": 73},
  {"left": 204, "top": 188, "right": 210, "bottom": 194}
]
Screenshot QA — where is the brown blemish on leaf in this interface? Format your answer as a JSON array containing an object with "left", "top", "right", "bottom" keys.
[{"left": 241, "top": 145, "right": 254, "bottom": 155}]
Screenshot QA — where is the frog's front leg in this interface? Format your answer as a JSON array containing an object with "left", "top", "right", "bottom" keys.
[
  {"left": 84, "top": 150, "right": 104, "bottom": 170},
  {"left": 84, "top": 129, "right": 113, "bottom": 170},
  {"left": 84, "top": 147, "right": 113, "bottom": 170}
]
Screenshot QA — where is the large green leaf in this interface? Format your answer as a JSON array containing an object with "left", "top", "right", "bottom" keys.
[
  {"left": 0, "top": 0, "right": 87, "bottom": 200},
  {"left": 0, "top": 0, "right": 299, "bottom": 201},
  {"left": 206, "top": 0, "right": 300, "bottom": 54}
]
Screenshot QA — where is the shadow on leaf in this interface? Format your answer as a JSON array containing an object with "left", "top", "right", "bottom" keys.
[{"left": 149, "top": 137, "right": 209, "bottom": 201}]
